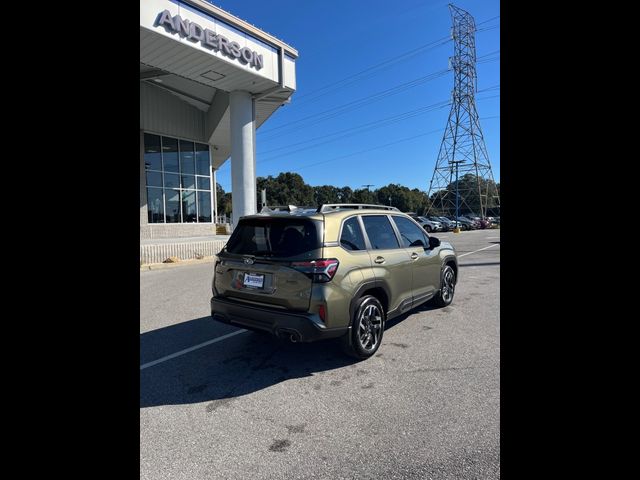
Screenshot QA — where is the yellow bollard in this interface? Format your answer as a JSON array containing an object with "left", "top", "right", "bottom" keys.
[{"left": 453, "top": 227, "right": 461, "bottom": 233}]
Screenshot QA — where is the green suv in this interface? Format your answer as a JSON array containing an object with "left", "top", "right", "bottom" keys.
[{"left": 210, "top": 204, "right": 458, "bottom": 359}]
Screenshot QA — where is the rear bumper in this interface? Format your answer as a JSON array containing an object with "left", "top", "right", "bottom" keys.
[{"left": 210, "top": 296, "right": 348, "bottom": 342}]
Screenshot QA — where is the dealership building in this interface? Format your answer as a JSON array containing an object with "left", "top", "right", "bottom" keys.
[{"left": 140, "top": 0, "right": 297, "bottom": 239}]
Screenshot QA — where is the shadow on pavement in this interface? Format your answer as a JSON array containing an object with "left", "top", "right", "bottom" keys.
[
  {"left": 140, "top": 303, "right": 438, "bottom": 409},
  {"left": 140, "top": 318, "right": 359, "bottom": 409},
  {"left": 459, "top": 261, "right": 500, "bottom": 267}
]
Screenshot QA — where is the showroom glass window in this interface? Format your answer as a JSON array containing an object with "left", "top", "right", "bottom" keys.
[{"left": 144, "top": 133, "right": 212, "bottom": 223}]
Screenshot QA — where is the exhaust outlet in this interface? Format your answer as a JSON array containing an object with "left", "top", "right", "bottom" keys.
[{"left": 276, "top": 328, "right": 301, "bottom": 343}]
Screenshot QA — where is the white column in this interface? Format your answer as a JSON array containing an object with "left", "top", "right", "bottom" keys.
[
  {"left": 140, "top": 130, "right": 148, "bottom": 226},
  {"left": 211, "top": 165, "right": 218, "bottom": 222},
  {"left": 230, "top": 90, "right": 256, "bottom": 221}
]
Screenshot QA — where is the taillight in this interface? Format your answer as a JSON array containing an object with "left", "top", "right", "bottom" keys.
[{"left": 291, "top": 258, "right": 339, "bottom": 283}]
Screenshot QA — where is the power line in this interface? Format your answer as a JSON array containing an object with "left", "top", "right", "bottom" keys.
[
  {"left": 477, "top": 15, "right": 500, "bottom": 25},
  {"left": 477, "top": 83, "right": 500, "bottom": 93},
  {"left": 478, "top": 49, "right": 500, "bottom": 58},
  {"left": 279, "top": 113, "right": 500, "bottom": 175},
  {"left": 290, "top": 128, "right": 445, "bottom": 173},
  {"left": 288, "top": 13, "right": 499, "bottom": 107},
  {"left": 258, "top": 69, "right": 450, "bottom": 140},
  {"left": 292, "top": 35, "right": 452, "bottom": 105},
  {"left": 476, "top": 24, "right": 499, "bottom": 32},
  {"left": 260, "top": 53, "right": 499, "bottom": 141},
  {"left": 219, "top": 112, "right": 498, "bottom": 190},
  {"left": 259, "top": 99, "right": 452, "bottom": 163},
  {"left": 286, "top": 106, "right": 499, "bottom": 173},
  {"left": 259, "top": 94, "right": 499, "bottom": 166}
]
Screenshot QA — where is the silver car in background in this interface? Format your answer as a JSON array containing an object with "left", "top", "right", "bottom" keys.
[{"left": 416, "top": 216, "right": 443, "bottom": 233}]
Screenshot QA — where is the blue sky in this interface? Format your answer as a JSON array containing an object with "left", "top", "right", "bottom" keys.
[{"left": 211, "top": 0, "right": 500, "bottom": 192}]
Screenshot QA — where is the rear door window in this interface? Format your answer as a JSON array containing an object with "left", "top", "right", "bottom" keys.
[
  {"left": 362, "top": 215, "right": 400, "bottom": 250},
  {"left": 340, "top": 217, "right": 366, "bottom": 251},
  {"left": 225, "top": 218, "right": 321, "bottom": 259}
]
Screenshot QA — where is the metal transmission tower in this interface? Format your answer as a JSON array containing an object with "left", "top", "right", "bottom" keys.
[{"left": 427, "top": 4, "right": 499, "bottom": 220}]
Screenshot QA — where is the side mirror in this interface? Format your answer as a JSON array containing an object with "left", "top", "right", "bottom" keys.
[{"left": 428, "top": 236, "right": 441, "bottom": 250}]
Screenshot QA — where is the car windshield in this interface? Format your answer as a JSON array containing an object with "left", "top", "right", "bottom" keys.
[{"left": 225, "top": 217, "right": 322, "bottom": 259}]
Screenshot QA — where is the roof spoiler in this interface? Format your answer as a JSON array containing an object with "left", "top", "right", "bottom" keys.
[{"left": 259, "top": 205, "right": 299, "bottom": 213}]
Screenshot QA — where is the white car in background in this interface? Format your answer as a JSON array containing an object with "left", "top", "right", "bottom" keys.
[{"left": 416, "top": 216, "right": 443, "bottom": 233}]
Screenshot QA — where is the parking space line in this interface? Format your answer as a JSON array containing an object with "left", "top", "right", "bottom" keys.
[
  {"left": 140, "top": 329, "right": 247, "bottom": 370},
  {"left": 458, "top": 243, "right": 499, "bottom": 258}
]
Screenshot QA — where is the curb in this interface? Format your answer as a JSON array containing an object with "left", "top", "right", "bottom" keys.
[{"left": 140, "top": 256, "right": 216, "bottom": 271}]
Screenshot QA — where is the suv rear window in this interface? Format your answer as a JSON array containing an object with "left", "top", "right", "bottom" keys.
[
  {"left": 340, "top": 217, "right": 366, "bottom": 251},
  {"left": 225, "top": 218, "right": 322, "bottom": 258}
]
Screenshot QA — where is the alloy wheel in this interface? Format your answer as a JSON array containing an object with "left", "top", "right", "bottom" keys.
[
  {"left": 441, "top": 267, "right": 455, "bottom": 303},
  {"left": 357, "top": 304, "right": 383, "bottom": 352}
]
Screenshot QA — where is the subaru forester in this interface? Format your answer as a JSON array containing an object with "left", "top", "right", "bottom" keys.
[{"left": 210, "top": 204, "right": 458, "bottom": 359}]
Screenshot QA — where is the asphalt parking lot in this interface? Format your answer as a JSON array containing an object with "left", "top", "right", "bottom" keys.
[{"left": 140, "top": 228, "right": 500, "bottom": 479}]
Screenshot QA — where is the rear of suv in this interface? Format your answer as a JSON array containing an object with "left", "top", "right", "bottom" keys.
[{"left": 210, "top": 204, "right": 458, "bottom": 359}]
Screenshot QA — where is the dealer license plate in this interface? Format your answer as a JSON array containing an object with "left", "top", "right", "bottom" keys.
[{"left": 243, "top": 273, "right": 264, "bottom": 289}]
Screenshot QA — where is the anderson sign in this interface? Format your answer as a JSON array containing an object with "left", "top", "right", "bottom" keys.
[{"left": 155, "top": 9, "right": 264, "bottom": 70}]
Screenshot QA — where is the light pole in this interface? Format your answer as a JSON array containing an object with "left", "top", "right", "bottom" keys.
[
  {"left": 388, "top": 196, "right": 392, "bottom": 206},
  {"left": 361, "top": 184, "right": 374, "bottom": 204},
  {"left": 451, "top": 160, "right": 465, "bottom": 233}
]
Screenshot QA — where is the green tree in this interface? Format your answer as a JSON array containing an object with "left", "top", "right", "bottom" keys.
[
  {"left": 374, "top": 184, "right": 431, "bottom": 213},
  {"left": 429, "top": 174, "right": 499, "bottom": 216},
  {"left": 352, "top": 188, "right": 375, "bottom": 204},
  {"left": 215, "top": 183, "right": 232, "bottom": 217},
  {"left": 337, "top": 186, "right": 353, "bottom": 203},
  {"left": 257, "top": 172, "right": 314, "bottom": 207},
  {"left": 312, "top": 185, "right": 340, "bottom": 206}
]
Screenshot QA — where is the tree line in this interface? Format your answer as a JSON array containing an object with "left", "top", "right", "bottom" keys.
[{"left": 215, "top": 172, "right": 499, "bottom": 216}]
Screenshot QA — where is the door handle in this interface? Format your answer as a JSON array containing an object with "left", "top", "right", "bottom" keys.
[
  {"left": 374, "top": 256, "right": 385, "bottom": 264},
  {"left": 410, "top": 252, "right": 419, "bottom": 260}
]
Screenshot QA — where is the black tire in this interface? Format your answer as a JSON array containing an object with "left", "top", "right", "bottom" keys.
[
  {"left": 431, "top": 265, "right": 456, "bottom": 307},
  {"left": 425, "top": 225, "right": 432, "bottom": 233},
  {"left": 341, "top": 295, "right": 385, "bottom": 359}
]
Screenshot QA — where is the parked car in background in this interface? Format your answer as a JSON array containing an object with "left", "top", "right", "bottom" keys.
[
  {"left": 426, "top": 216, "right": 450, "bottom": 231},
  {"left": 467, "top": 215, "right": 495, "bottom": 229},
  {"left": 448, "top": 216, "right": 475, "bottom": 230},
  {"left": 415, "top": 216, "right": 443, "bottom": 233},
  {"left": 406, "top": 213, "right": 442, "bottom": 233},
  {"left": 437, "top": 216, "right": 461, "bottom": 230},
  {"left": 459, "top": 216, "right": 480, "bottom": 229}
]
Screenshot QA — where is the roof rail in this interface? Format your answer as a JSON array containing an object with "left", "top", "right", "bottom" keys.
[{"left": 317, "top": 203, "right": 401, "bottom": 213}]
